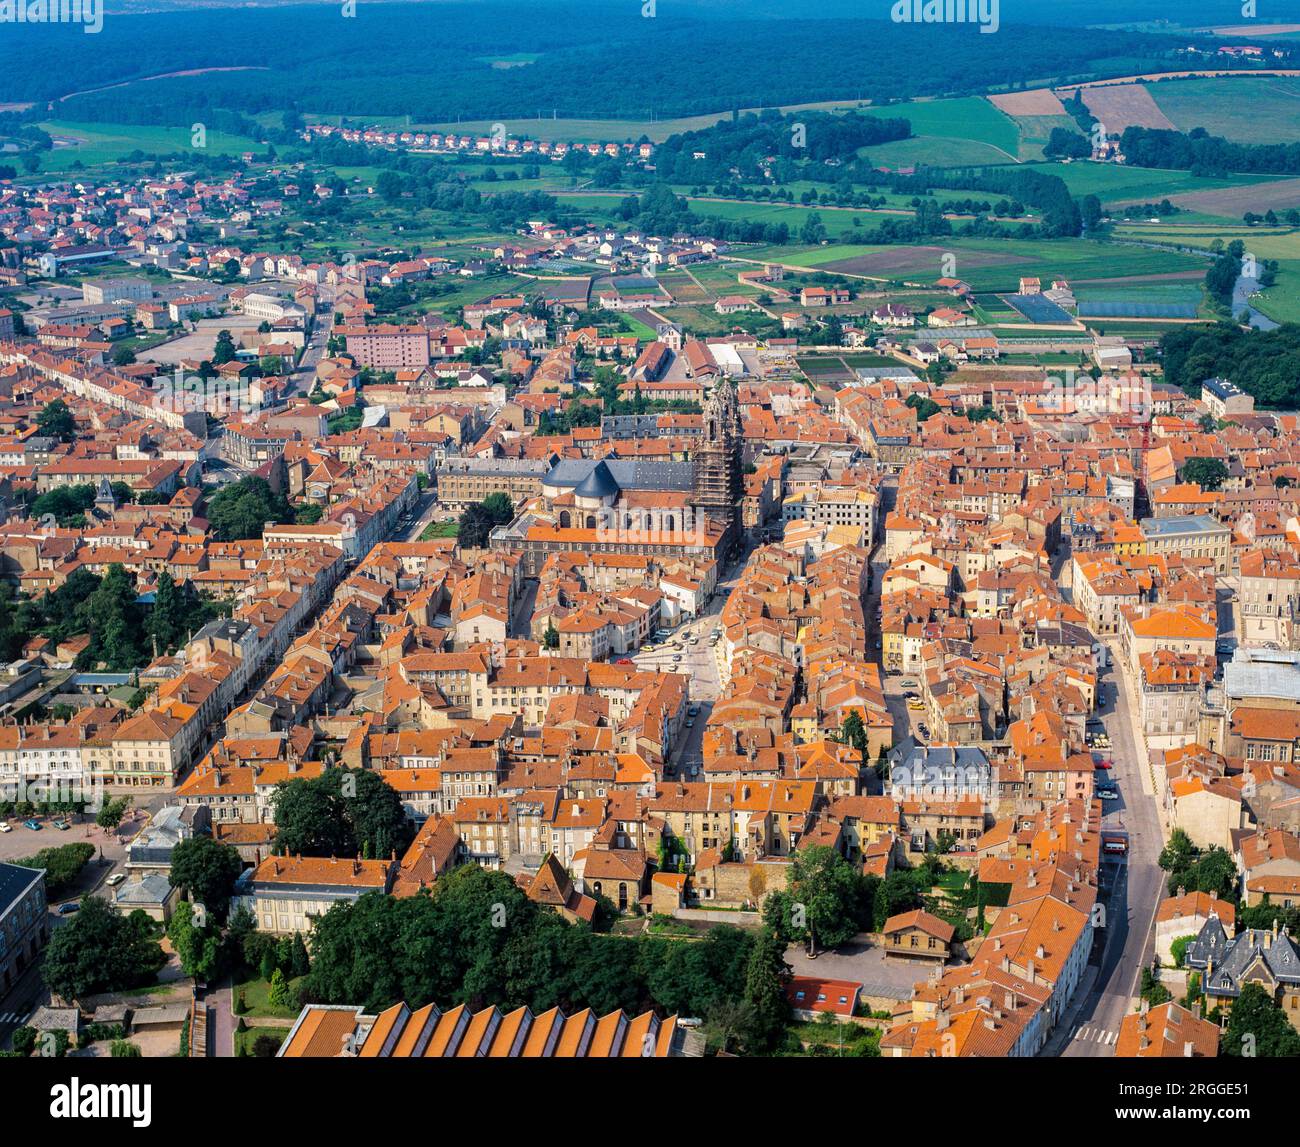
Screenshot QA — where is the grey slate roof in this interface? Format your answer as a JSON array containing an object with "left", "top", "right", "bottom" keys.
[
  {"left": 891, "top": 745, "right": 991, "bottom": 788},
  {"left": 545, "top": 458, "right": 694, "bottom": 493},
  {"left": 1185, "top": 916, "right": 1300, "bottom": 999},
  {"left": 0, "top": 862, "right": 44, "bottom": 915},
  {"left": 573, "top": 460, "right": 620, "bottom": 500}
]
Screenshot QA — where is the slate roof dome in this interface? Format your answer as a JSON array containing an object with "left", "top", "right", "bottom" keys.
[{"left": 574, "top": 459, "right": 619, "bottom": 500}]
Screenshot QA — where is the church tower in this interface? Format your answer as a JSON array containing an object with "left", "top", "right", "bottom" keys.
[{"left": 692, "top": 377, "right": 743, "bottom": 552}]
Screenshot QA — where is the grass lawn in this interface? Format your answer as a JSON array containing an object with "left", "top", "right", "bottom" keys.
[
  {"left": 788, "top": 1018, "right": 883, "bottom": 1056},
  {"left": 233, "top": 973, "right": 305, "bottom": 1020},
  {"left": 421, "top": 520, "right": 459, "bottom": 540},
  {"left": 234, "top": 1026, "right": 292, "bottom": 1057}
]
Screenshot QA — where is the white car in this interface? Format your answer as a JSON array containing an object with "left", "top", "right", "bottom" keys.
[
  {"left": 1099, "top": 790, "right": 1120, "bottom": 802},
  {"left": 106, "top": 872, "right": 126, "bottom": 886},
  {"left": 0, "top": 821, "right": 10, "bottom": 833}
]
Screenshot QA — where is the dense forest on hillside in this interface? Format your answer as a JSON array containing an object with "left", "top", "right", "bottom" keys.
[
  {"left": 3, "top": 4, "right": 1220, "bottom": 122},
  {"left": 1160, "top": 323, "right": 1300, "bottom": 409}
]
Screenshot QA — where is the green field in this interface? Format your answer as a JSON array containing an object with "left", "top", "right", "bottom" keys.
[
  {"left": 36, "top": 120, "right": 263, "bottom": 171},
  {"left": 858, "top": 96, "right": 1021, "bottom": 167},
  {"left": 1148, "top": 76, "right": 1300, "bottom": 144},
  {"left": 1008, "top": 113, "right": 1083, "bottom": 161},
  {"left": 991, "top": 161, "right": 1281, "bottom": 207},
  {"left": 735, "top": 235, "right": 1206, "bottom": 292}
]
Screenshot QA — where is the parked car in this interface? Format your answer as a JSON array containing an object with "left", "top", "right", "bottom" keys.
[
  {"left": 1094, "top": 760, "right": 1113, "bottom": 770},
  {"left": 22, "top": 819, "right": 40, "bottom": 831},
  {"left": 57, "top": 902, "right": 79, "bottom": 915},
  {"left": 688, "top": 705, "right": 701, "bottom": 716},
  {"left": 106, "top": 873, "right": 126, "bottom": 887},
  {"left": 0, "top": 821, "right": 10, "bottom": 833},
  {"left": 900, "top": 680, "right": 918, "bottom": 689},
  {"left": 1100, "top": 790, "right": 1120, "bottom": 802},
  {"left": 917, "top": 724, "right": 931, "bottom": 740},
  {"left": 52, "top": 819, "right": 69, "bottom": 831}
]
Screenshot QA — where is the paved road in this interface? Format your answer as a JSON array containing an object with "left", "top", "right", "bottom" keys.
[
  {"left": 1053, "top": 648, "right": 1164, "bottom": 1057},
  {"left": 396, "top": 492, "right": 444, "bottom": 542},
  {"left": 293, "top": 311, "right": 333, "bottom": 396}
]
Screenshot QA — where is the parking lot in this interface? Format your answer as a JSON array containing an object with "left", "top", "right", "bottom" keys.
[
  {"left": 633, "top": 617, "right": 722, "bottom": 701},
  {"left": 784, "top": 936, "right": 932, "bottom": 1005},
  {"left": 0, "top": 810, "right": 135, "bottom": 895}
]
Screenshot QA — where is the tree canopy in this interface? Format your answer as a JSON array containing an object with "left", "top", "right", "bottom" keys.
[
  {"left": 42, "top": 897, "right": 165, "bottom": 1001},
  {"left": 271, "top": 767, "right": 411, "bottom": 861},
  {"left": 207, "top": 475, "right": 294, "bottom": 542}
]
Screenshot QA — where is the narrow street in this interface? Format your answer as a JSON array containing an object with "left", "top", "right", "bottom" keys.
[{"left": 1052, "top": 646, "right": 1165, "bottom": 1057}]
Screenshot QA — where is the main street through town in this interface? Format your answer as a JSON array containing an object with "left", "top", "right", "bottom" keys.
[{"left": 1046, "top": 645, "right": 1164, "bottom": 1056}]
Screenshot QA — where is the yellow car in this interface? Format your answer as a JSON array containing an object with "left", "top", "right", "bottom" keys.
[{"left": 907, "top": 699, "right": 925, "bottom": 711}]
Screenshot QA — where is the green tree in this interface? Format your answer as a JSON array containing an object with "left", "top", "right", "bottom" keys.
[
  {"left": 840, "top": 710, "right": 867, "bottom": 758},
  {"left": 36, "top": 398, "right": 75, "bottom": 441},
  {"left": 872, "top": 869, "right": 924, "bottom": 931},
  {"left": 268, "top": 967, "right": 293, "bottom": 1011},
  {"left": 212, "top": 329, "right": 238, "bottom": 365},
  {"left": 290, "top": 932, "right": 311, "bottom": 978},
  {"left": 207, "top": 475, "right": 293, "bottom": 542},
  {"left": 1140, "top": 966, "right": 1172, "bottom": 1007},
  {"left": 742, "top": 926, "right": 791, "bottom": 1052},
  {"left": 543, "top": 621, "right": 559, "bottom": 650},
  {"left": 1223, "top": 982, "right": 1300, "bottom": 1057},
  {"left": 146, "top": 571, "right": 186, "bottom": 655},
  {"left": 168, "top": 835, "right": 244, "bottom": 921},
  {"left": 16, "top": 842, "right": 94, "bottom": 899},
  {"left": 272, "top": 767, "right": 409, "bottom": 860},
  {"left": 1170, "top": 934, "right": 1197, "bottom": 969},
  {"left": 168, "top": 900, "right": 226, "bottom": 983},
  {"left": 1159, "top": 829, "right": 1195, "bottom": 875},
  {"left": 1175, "top": 846, "right": 1238, "bottom": 901},
  {"left": 42, "top": 898, "right": 164, "bottom": 1001},
  {"left": 95, "top": 795, "right": 132, "bottom": 833},
  {"left": 771, "top": 845, "right": 863, "bottom": 953},
  {"left": 1179, "top": 457, "right": 1229, "bottom": 492}
]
